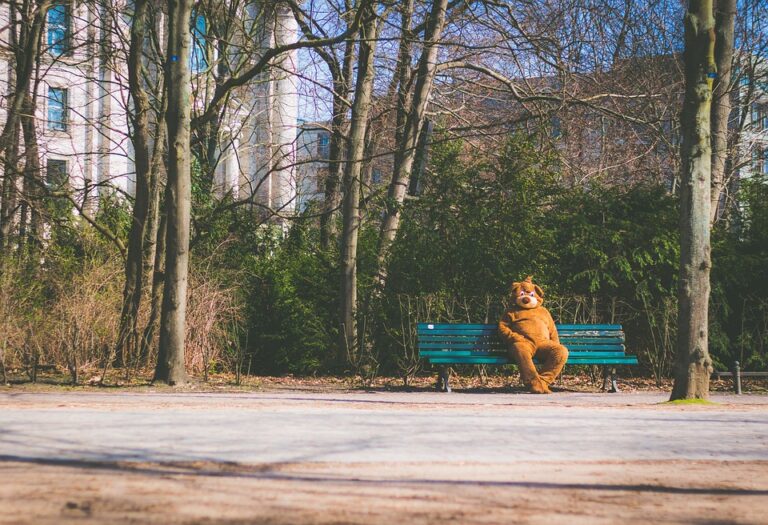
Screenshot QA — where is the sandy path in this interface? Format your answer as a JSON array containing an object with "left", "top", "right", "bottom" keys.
[{"left": 1, "top": 391, "right": 767, "bottom": 524}]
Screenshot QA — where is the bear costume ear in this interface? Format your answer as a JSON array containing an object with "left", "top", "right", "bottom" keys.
[
  {"left": 510, "top": 281, "right": 521, "bottom": 294},
  {"left": 534, "top": 284, "right": 544, "bottom": 298}
]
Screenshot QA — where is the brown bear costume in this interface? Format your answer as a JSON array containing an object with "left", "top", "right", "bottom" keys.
[{"left": 498, "top": 277, "right": 568, "bottom": 394}]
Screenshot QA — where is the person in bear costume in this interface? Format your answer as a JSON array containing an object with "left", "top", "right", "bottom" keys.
[{"left": 498, "top": 276, "right": 568, "bottom": 394}]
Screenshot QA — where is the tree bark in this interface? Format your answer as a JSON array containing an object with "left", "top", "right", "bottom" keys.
[
  {"left": 141, "top": 191, "right": 167, "bottom": 363},
  {"left": 319, "top": 38, "right": 355, "bottom": 250},
  {"left": 0, "top": 122, "right": 20, "bottom": 254},
  {"left": 339, "top": 4, "right": 378, "bottom": 363},
  {"left": 376, "top": 0, "right": 448, "bottom": 283},
  {"left": 115, "top": 0, "right": 154, "bottom": 367},
  {"left": 0, "top": 0, "right": 49, "bottom": 161},
  {"left": 19, "top": 92, "right": 43, "bottom": 259},
  {"left": 708, "top": 0, "right": 735, "bottom": 224},
  {"left": 670, "top": 0, "right": 716, "bottom": 401},
  {"left": 154, "top": 0, "right": 193, "bottom": 385},
  {"left": 144, "top": 111, "right": 167, "bottom": 290},
  {"left": 0, "top": 1, "right": 23, "bottom": 255}
]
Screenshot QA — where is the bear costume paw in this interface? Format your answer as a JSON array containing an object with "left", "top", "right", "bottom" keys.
[{"left": 529, "top": 377, "right": 552, "bottom": 394}]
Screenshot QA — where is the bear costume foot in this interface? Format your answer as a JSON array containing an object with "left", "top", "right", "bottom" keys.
[{"left": 528, "top": 377, "right": 551, "bottom": 394}]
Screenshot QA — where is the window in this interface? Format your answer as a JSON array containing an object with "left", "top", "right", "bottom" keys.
[
  {"left": 47, "top": 3, "right": 71, "bottom": 57},
  {"left": 317, "top": 133, "right": 330, "bottom": 159},
  {"left": 753, "top": 146, "right": 768, "bottom": 176},
  {"left": 752, "top": 103, "right": 768, "bottom": 131},
  {"left": 372, "top": 168, "right": 382, "bottom": 184},
  {"left": 46, "top": 159, "right": 70, "bottom": 217},
  {"left": 47, "top": 87, "right": 68, "bottom": 131},
  {"left": 46, "top": 159, "right": 68, "bottom": 189},
  {"left": 190, "top": 12, "right": 208, "bottom": 73}
]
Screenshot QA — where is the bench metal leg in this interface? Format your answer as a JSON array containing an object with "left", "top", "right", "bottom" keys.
[
  {"left": 603, "top": 366, "right": 619, "bottom": 393},
  {"left": 437, "top": 366, "right": 452, "bottom": 393}
]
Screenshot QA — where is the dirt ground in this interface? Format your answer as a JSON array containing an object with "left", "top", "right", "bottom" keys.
[
  {"left": 3, "top": 366, "right": 765, "bottom": 394},
  {"left": 1, "top": 380, "right": 767, "bottom": 524},
  {"left": 2, "top": 459, "right": 767, "bottom": 525}
]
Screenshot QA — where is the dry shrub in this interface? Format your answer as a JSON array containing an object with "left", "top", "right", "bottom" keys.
[
  {"left": 184, "top": 269, "right": 244, "bottom": 379},
  {"left": 0, "top": 255, "right": 124, "bottom": 383},
  {"left": 2, "top": 249, "right": 243, "bottom": 382},
  {"left": 45, "top": 257, "right": 123, "bottom": 383},
  {"left": 0, "top": 261, "right": 40, "bottom": 381}
]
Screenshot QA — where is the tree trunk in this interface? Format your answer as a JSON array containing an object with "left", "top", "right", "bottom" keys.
[
  {"left": 339, "top": 5, "right": 378, "bottom": 363},
  {"left": 0, "top": 122, "right": 20, "bottom": 254},
  {"left": 154, "top": 0, "right": 193, "bottom": 385},
  {"left": 319, "top": 38, "right": 355, "bottom": 251},
  {"left": 19, "top": 92, "right": 43, "bottom": 259},
  {"left": 141, "top": 193, "right": 167, "bottom": 363},
  {"left": 670, "top": 0, "right": 716, "bottom": 401},
  {"left": 0, "top": 1, "right": 23, "bottom": 255},
  {"left": 709, "top": 0, "right": 735, "bottom": 224},
  {"left": 115, "top": 0, "right": 154, "bottom": 367},
  {"left": 0, "top": 0, "right": 49, "bottom": 161},
  {"left": 144, "top": 111, "right": 167, "bottom": 289},
  {"left": 376, "top": 0, "right": 448, "bottom": 283}
]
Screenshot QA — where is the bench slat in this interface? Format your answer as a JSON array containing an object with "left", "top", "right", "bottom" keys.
[
  {"left": 564, "top": 358, "right": 639, "bottom": 365},
  {"left": 417, "top": 341, "right": 626, "bottom": 352},
  {"left": 416, "top": 330, "right": 625, "bottom": 338},
  {"left": 559, "top": 337, "right": 625, "bottom": 344},
  {"left": 418, "top": 323, "right": 497, "bottom": 330},
  {"left": 557, "top": 324, "right": 622, "bottom": 330},
  {"left": 428, "top": 356, "right": 510, "bottom": 364},
  {"left": 420, "top": 350, "right": 505, "bottom": 357},
  {"left": 418, "top": 323, "right": 622, "bottom": 330},
  {"left": 417, "top": 329, "right": 624, "bottom": 338},
  {"left": 418, "top": 342, "right": 502, "bottom": 350},
  {"left": 420, "top": 350, "right": 630, "bottom": 358},
  {"left": 416, "top": 329, "right": 497, "bottom": 336},
  {"left": 417, "top": 335, "right": 626, "bottom": 345},
  {"left": 427, "top": 356, "right": 640, "bottom": 365}
]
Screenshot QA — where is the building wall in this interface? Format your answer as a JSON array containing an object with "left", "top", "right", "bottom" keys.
[
  {"left": 0, "top": 1, "right": 133, "bottom": 210},
  {"left": 1, "top": 0, "right": 300, "bottom": 218}
]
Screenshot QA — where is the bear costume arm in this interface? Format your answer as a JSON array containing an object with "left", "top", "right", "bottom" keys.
[
  {"left": 498, "top": 311, "right": 527, "bottom": 344},
  {"left": 545, "top": 308, "right": 560, "bottom": 344}
]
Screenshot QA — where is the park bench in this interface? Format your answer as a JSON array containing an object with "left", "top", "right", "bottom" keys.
[{"left": 417, "top": 323, "right": 638, "bottom": 393}]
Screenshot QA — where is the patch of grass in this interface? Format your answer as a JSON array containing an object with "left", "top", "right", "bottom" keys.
[{"left": 661, "top": 398, "right": 719, "bottom": 406}]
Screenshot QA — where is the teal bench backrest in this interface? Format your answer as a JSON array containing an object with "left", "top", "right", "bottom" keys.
[{"left": 417, "top": 323, "right": 637, "bottom": 366}]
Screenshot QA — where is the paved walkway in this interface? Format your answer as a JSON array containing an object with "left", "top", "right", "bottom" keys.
[
  {"left": 2, "top": 391, "right": 768, "bottom": 525},
  {"left": 1, "top": 391, "right": 766, "bottom": 464}
]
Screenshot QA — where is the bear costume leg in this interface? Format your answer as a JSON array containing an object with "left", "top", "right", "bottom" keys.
[
  {"left": 508, "top": 341, "right": 550, "bottom": 394},
  {"left": 535, "top": 341, "right": 569, "bottom": 386}
]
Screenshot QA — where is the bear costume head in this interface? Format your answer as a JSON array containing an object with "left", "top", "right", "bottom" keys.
[{"left": 510, "top": 276, "right": 544, "bottom": 309}]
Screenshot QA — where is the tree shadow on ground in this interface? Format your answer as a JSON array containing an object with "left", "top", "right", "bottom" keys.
[{"left": 2, "top": 455, "right": 767, "bottom": 497}]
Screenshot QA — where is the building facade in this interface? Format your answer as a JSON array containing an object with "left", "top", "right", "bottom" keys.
[{"left": 0, "top": 0, "right": 301, "bottom": 217}]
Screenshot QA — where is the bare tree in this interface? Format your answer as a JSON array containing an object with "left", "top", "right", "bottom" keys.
[
  {"left": 114, "top": 0, "right": 161, "bottom": 368},
  {"left": 339, "top": 1, "right": 378, "bottom": 363},
  {"left": 376, "top": 0, "right": 448, "bottom": 283},
  {"left": 154, "top": 0, "right": 195, "bottom": 385},
  {"left": 709, "top": 0, "right": 735, "bottom": 224},
  {"left": 0, "top": 0, "right": 50, "bottom": 161}
]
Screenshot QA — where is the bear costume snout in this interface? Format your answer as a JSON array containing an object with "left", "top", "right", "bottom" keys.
[{"left": 511, "top": 276, "right": 543, "bottom": 309}]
